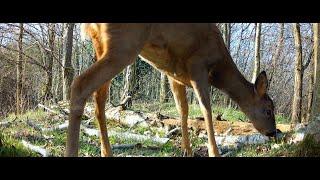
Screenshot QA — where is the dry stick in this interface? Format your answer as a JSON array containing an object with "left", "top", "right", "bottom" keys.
[{"left": 21, "top": 140, "right": 50, "bottom": 157}]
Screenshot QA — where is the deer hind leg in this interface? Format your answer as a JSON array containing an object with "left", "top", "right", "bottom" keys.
[
  {"left": 93, "top": 81, "right": 112, "bottom": 157},
  {"left": 65, "top": 24, "right": 150, "bottom": 157},
  {"left": 187, "top": 64, "right": 220, "bottom": 157},
  {"left": 168, "top": 77, "right": 192, "bottom": 157}
]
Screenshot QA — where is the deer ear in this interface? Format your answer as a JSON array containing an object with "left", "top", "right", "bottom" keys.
[{"left": 254, "top": 71, "right": 268, "bottom": 97}]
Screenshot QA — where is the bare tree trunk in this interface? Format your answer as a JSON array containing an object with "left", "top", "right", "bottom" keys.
[
  {"left": 269, "top": 23, "right": 284, "bottom": 85},
  {"left": 222, "top": 23, "right": 231, "bottom": 49},
  {"left": 252, "top": 23, "right": 262, "bottom": 83},
  {"left": 311, "top": 23, "right": 320, "bottom": 121},
  {"left": 292, "top": 23, "right": 303, "bottom": 124},
  {"left": 43, "top": 24, "right": 56, "bottom": 102},
  {"left": 62, "top": 23, "right": 75, "bottom": 101},
  {"left": 306, "top": 64, "right": 315, "bottom": 122},
  {"left": 221, "top": 23, "right": 233, "bottom": 108},
  {"left": 74, "top": 26, "right": 81, "bottom": 76},
  {"left": 160, "top": 72, "right": 169, "bottom": 103},
  {"left": 121, "top": 62, "right": 136, "bottom": 107},
  {"left": 16, "top": 23, "right": 23, "bottom": 115},
  {"left": 55, "top": 24, "right": 65, "bottom": 101}
]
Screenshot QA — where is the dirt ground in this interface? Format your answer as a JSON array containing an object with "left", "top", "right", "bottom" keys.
[{"left": 162, "top": 118, "right": 290, "bottom": 135}]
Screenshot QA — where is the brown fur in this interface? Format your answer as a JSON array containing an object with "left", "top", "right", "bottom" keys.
[{"left": 65, "top": 23, "right": 276, "bottom": 157}]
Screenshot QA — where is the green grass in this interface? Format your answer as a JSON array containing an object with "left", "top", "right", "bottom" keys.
[
  {"left": 275, "top": 114, "right": 290, "bottom": 124},
  {"left": 132, "top": 102, "right": 288, "bottom": 124},
  {"left": 6, "top": 109, "right": 48, "bottom": 122},
  {"left": 0, "top": 134, "right": 39, "bottom": 157}
]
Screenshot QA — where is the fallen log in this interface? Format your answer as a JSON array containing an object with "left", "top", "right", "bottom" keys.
[
  {"left": 82, "top": 127, "right": 169, "bottom": 145},
  {"left": 38, "top": 104, "right": 58, "bottom": 114},
  {"left": 0, "top": 120, "right": 11, "bottom": 125},
  {"left": 0, "top": 120, "right": 12, "bottom": 127},
  {"left": 26, "top": 119, "right": 68, "bottom": 132},
  {"left": 105, "top": 106, "right": 149, "bottom": 128},
  {"left": 42, "top": 121, "right": 69, "bottom": 132},
  {"left": 21, "top": 140, "right": 50, "bottom": 157},
  {"left": 26, "top": 119, "right": 43, "bottom": 131},
  {"left": 38, "top": 103, "right": 90, "bottom": 120},
  {"left": 112, "top": 143, "right": 142, "bottom": 150}
]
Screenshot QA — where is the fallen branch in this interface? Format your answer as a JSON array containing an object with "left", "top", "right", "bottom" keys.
[
  {"left": 118, "top": 96, "right": 132, "bottom": 109},
  {"left": 26, "top": 119, "right": 68, "bottom": 132},
  {"left": 165, "top": 127, "right": 181, "bottom": 138},
  {"left": 38, "top": 104, "right": 58, "bottom": 114},
  {"left": 105, "top": 106, "right": 149, "bottom": 128},
  {"left": 0, "top": 120, "right": 12, "bottom": 127},
  {"left": 26, "top": 119, "right": 43, "bottom": 131},
  {"left": 0, "top": 120, "right": 11, "bottom": 125},
  {"left": 83, "top": 117, "right": 95, "bottom": 127},
  {"left": 21, "top": 140, "right": 50, "bottom": 157},
  {"left": 82, "top": 127, "right": 169, "bottom": 145},
  {"left": 42, "top": 121, "right": 69, "bottom": 132},
  {"left": 112, "top": 143, "right": 142, "bottom": 150}
]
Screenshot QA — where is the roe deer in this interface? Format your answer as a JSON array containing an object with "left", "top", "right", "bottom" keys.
[{"left": 65, "top": 23, "right": 277, "bottom": 157}]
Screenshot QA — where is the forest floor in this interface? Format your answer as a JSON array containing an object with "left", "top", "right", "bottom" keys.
[{"left": 0, "top": 102, "right": 315, "bottom": 157}]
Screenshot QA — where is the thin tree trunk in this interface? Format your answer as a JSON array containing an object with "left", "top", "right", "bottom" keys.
[
  {"left": 55, "top": 24, "right": 64, "bottom": 101},
  {"left": 16, "top": 23, "right": 23, "bottom": 115},
  {"left": 269, "top": 23, "right": 284, "bottom": 85},
  {"left": 252, "top": 23, "right": 262, "bottom": 83},
  {"left": 121, "top": 62, "right": 136, "bottom": 107},
  {"left": 62, "top": 23, "right": 75, "bottom": 101},
  {"left": 74, "top": 26, "right": 80, "bottom": 76},
  {"left": 160, "top": 72, "right": 169, "bottom": 103},
  {"left": 305, "top": 64, "right": 315, "bottom": 122},
  {"left": 221, "top": 23, "right": 233, "bottom": 108},
  {"left": 311, "top": 23, "right": 320, "bottom": 121},
  {"left": 43, "top": 24, "right": 55, "bottom": 102},
  {"left": 291, "top": 23, "right": 303, "bottom": 124}
]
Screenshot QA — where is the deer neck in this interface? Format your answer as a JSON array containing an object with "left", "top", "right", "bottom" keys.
[{"left": 214, "top": 55, "right": 255, "bottom": 111}]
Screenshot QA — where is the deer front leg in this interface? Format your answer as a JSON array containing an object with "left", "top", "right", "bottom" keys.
[
  {"left": 93, "top": 81, "right": 112, "bottom": 157},
  {"left": 188, "top": 68, "right": 220, "bottom": 157},
  {"left": 168, "top": 77, "right": 192, "bottom": 157}
]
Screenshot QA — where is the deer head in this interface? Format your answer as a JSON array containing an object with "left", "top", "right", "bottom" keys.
[{"left": 244, "top": 71, "right": 277, "bottom": 137}]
